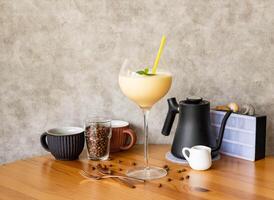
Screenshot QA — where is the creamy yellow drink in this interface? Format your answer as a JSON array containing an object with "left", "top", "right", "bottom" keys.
[
  {"left": 119, "top": 72, "right": 172, "bottom": 109},
  {"left": 118, "top": 36, "right": 171, "bottom": 180}
]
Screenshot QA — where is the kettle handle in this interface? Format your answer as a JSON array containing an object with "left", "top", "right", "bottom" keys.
[
  {"left": 161, "top": 98, "right": 179, "bottom": 136},
  {"left": 212, "top": 111, "right": 232, "bottom": 153}
]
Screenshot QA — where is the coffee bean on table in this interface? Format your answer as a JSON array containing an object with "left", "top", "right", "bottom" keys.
[
  {"left": 107, "top": 157, "right": 113, "bottom": 161},
  {"left": 163, "top": 165, "right": 170, "bottom": 172}
]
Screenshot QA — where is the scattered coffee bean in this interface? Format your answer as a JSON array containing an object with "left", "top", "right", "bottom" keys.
[
  {"left": 158, "top": 183, "right": 162, "bottom": 188},
  {"left": 109, "top": 164, "right": 113, "bottom": 167},
  {"left": 163, "top": 165, "right": 168, "bottom": 169},
  {"left": 163, "top": 165, "right": 170, "bottom": 172},
  {"left": 177, "top": 168, "right": 187, "bottom": 173},
  {"left": 107, "top": 157, "right": 113, "bottom": 161},
  {"left": 119, "top": 168, "right": 123, "bottom": 171},
  {"left": 185, "top": 175, "right": 190, "bottom": 179},
  {"left": 167, "top": 178, "right": 172, "bottom": 182},
  {"left": 179, "top": 177, "right": 184, "bottom": 181},
  {"left": 132, "top": 162, "right": 137, "bottom": 166},
  {"left": 97, "top": 164, "right": 109, "bottom": 171},
  {"left": 118, "top": 160, "right": 123, "bottom": 163},
  {"left": 91, "top": 166, "right": 96, "bottom": 170}
]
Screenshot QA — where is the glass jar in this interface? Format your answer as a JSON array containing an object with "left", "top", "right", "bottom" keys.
[{"left": 84, "top": 117, "right": 112, "bottom": 160}]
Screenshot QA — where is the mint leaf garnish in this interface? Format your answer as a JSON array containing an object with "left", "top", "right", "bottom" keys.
[
  {"left": 136, "top": 70, "right": 145, "bottom": 75},
  {"left": 144, "top": 68, "right": 149, "bottom": 74},
  {"left": 136, "top": 67, "right": 155, "bottom": 76}
]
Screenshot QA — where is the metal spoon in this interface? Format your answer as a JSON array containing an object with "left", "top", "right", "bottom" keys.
[
  {"left": 96, "top": 165, "right": 136, "bottom": 188},
  {"left": 79, "top": 170, "right": 144, "bottom": 182}
]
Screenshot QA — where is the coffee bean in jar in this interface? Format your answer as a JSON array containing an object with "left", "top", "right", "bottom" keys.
[{"left": 85, "top": 118, "right": 111, "bottom": 160}]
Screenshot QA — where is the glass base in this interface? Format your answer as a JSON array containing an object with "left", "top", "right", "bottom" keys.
[
  {"left": 87, "top": 153, "right": 109, "bottom": 161},
  {"left": 126, "top": 166, "right": 167, "bottom": 180}
]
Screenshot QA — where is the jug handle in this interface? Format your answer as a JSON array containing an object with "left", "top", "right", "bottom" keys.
[
  {"left": 212, "top": 111, "right": 232, "bottom": 153},
  {"left": 182, "top": 147, "right": 191, "bottom": 162},
  {"left": 161, "top": 98, "right": 179, "bottom": 136}
]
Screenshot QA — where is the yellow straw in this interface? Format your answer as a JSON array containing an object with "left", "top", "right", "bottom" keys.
[{"left": 152, "top": 35, "right": 166, "bottom": 74}]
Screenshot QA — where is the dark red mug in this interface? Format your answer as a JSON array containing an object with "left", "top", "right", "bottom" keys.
[{"left": 110, "top": 120, "right": 137, "bottom": 153}]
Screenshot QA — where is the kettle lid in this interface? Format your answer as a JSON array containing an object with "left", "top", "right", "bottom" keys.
[
  {"left": 186, "top": 96, "right": 203, "bottom": 104},
  {"left": 180, "top": 96, "right": 209, "bottom": 106}
]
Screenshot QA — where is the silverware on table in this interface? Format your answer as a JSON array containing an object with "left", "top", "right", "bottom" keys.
[
  {"left": 96, "top": 165, "right": 136, "bottom": 188},
  {"left": 79, "top": 170, "right": 145, "bottom": 182}
]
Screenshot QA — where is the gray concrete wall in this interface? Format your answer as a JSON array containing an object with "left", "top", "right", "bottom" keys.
[{"left": 1, "top": 0, "right": 273, "bottom": 163}]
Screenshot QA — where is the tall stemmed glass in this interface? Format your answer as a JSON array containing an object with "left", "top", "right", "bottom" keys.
[{"left": 118, "top": 51, "right": 172, "bottom": 180}]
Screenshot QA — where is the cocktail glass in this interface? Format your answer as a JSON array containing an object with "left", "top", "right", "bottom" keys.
[{"left": 118, "top": 58, "right": 172, "bottom": 180}]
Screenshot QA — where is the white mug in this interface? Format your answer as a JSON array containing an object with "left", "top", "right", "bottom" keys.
[{"left": 182, "top": 145, "right": 212, "bottom": 171}]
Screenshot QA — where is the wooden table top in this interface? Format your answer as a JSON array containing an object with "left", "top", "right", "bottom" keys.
[{"left": 1, "top": 145, "right": 274, "bottom": 200}]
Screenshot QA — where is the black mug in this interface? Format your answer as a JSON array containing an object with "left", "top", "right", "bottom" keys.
[{"left": 40, "top": 127, "right": 85, "bottom": 160}]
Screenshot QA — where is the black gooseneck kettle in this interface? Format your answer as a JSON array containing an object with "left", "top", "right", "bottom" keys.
[{"left": 162, "top": 97, "right": 232, "bottom": 159}]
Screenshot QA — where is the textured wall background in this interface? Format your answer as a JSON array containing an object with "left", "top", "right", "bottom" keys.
[{"left": 0, "top": 0, "right": 274, "bottom": 163}]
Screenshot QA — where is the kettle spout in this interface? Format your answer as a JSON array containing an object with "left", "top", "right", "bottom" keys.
[
  {"left": 212, "top": 111, "right": 232, "bottom": 153},
  {"left": 161, "top": 98, "right": 179, "bottom": 136}
]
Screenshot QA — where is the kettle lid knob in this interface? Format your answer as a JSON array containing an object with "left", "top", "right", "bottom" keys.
[{"left": 186, "top": 96, "right": 203, "bottom": 104}]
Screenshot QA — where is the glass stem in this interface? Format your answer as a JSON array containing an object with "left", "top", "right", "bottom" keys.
[{"left": 142, "top": 108, "right": 150, "bottom": 170}]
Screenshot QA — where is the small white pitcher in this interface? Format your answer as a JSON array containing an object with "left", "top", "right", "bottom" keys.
[{"left": 182, "top": 145, "right": 212, "bottom": 171}]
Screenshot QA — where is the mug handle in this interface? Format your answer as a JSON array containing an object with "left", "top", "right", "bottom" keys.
[
  {"left": 182, "top": 147, "right": 191, "bottom": 162},
  {"left": 40, "top": 132, "right": 50, "bottom": 152},
  {"left": 120, "top": 128, "right": 137, "bottom": 151}
]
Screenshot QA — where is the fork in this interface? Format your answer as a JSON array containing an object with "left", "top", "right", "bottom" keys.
[
  {"left": 95, "top": 165, "right": 136, "bottom": 188},
  {"left": 79, "top": 170, "right": 144, "bottom": 182}
]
